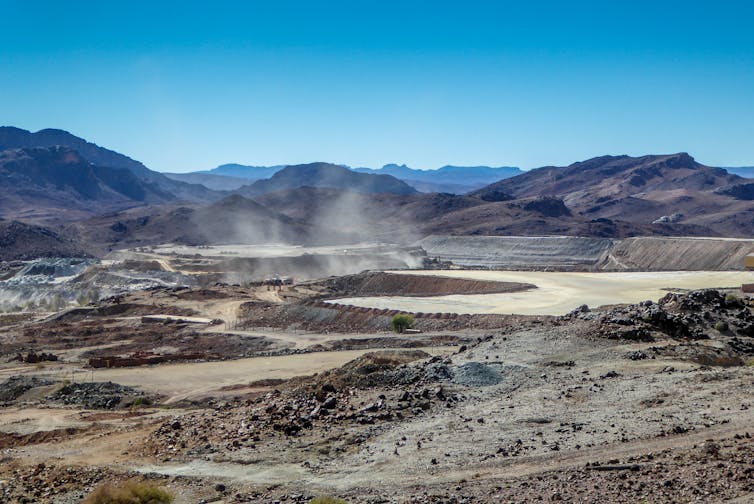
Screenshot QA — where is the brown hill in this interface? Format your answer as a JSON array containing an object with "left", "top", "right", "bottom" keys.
[
  {"left": 471, "top": 153, "right": 754, "bottom": 235},
  {"left": 0, "top": 220, "right": 89, "bottom": 260},
  {"left": 256, "top": 180, "right": 723, "bottom": 241},
  {"left": 237, "top": 162, "right": 417, "bottom": 196}
]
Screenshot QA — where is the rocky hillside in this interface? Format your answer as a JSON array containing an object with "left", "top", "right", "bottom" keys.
[
  {"left": 0, "top": 220, "right": 89, "bottom": 260},
  {"left": 256, "top": 185, "right": 715, "bottom": 242},
  {"left": 0, "top": 146, "right": 174, "bottom": 219},
  {"left": 0, "top": 126, "right": 219, "bottom": 202},
  {"left": 471, "top": 153, "right": 754, "bottom": 235}
]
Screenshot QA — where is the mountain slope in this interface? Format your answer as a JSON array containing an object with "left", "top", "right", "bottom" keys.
[
  {"left": 237, "top": 162, "right": 417, "bottom": 196},
  {"left": 0, "top": 126, "right": 219, "bottom": 202},
  {"left": 470, "top": 153, "right": 754, "bottom": 233},
  {"left": 0, "top": 219, "right": 89, "bottom": 260},
  {"left": 0, "top": 146, "right": 173, "bottom": 220}
]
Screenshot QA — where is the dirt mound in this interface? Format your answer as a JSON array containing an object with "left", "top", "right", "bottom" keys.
[
  {"left": 0, "top": 375, "right": 55, "bottom": 402},
  {"left": 424, "top": 361, "right": 530, "bottom": 387},
  {"left": 52, "top": 301, "right": 196, "bottom": 322},
  {"left": 301, "top": 350, "right": 432, "bottom": 390},
  {"left": 240, "top": 300, "right": 547, "bottom": 333},
  {"left": 316, "top": 271, "right": 533, "bottom": 297},
  {"left": 48, "top": 381, "right": 150, "bottom": 409}
]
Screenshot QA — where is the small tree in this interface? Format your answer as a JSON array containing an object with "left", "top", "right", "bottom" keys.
[{"left": 391, "top": 314, "right": 415, "bottom": 334}]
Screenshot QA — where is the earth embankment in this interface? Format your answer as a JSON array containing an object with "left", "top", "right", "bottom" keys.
[
  {"left": 420, "top": 235, "right": 754, "bottom": 271},
  {"left": 313, "top": 271, "right": 534, "bottom": 298},
  {"left": 419, "top": 235, "right": 613, "bottom": 269},
  {"left": 601, "top": 236, "right": 754, "bottom": 270}
]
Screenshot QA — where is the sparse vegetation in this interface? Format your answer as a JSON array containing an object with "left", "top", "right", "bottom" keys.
[
  {"left": 310, "top": 497, "right": 348, "bottom": 504},
  {"left": 714, "top": 321, "right": 729, "bottom": 332},
  {"left": 83, "top": 480, "right": 174, "bottom": 504},
  {"left": 391, "top": 313, "right": 415, "bottom": 333}
]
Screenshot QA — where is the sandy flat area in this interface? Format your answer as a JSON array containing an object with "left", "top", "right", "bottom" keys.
[
  {"left": 327, "top": 270, "right": 754, "bottom": 316},
  {"left": 89, "top": 346, "right": 454, "bottom": 402},
  {"left": 150, "top": 242, "right": 391, "bottom": 258}
]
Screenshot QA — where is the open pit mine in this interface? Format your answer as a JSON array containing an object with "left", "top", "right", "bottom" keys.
[{"left": 2, "top": 235, "right": 754, "bottom": 503}]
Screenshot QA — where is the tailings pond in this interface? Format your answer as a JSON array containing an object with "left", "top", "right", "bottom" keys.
[{"left": 327, "top": 270, "right": 754, "bottom": 316}]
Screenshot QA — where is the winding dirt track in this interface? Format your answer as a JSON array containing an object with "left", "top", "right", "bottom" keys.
[{"left": 129, "top": 418, "right": 754, "bottom": 493}]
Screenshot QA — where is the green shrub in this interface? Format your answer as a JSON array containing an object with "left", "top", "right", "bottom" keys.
[
  {"left": 83, "top": 480, "right": 174, "bottom": 504},
  {"left": 391, "top": 314, "right": 415, "bottom": 333},
  {"left": 310, "top": 497, "right": 348, "bottom": 504},
  {"left": 130, "top": 396, "right": 152, "bottom": 408},
  {"left": 714, "top": 321, "right": 729, "bottom": 332},
  {"left": 725, "top": 293, "right": 739, "bottom": 303}
]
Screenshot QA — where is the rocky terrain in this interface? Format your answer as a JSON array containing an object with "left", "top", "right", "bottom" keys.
[
  {"left": 0, "top": 256, "right": 752, "bottom": 503},
  {"left": 2, "top": 126, "right": 754, "bottom": 502},
  {"left": 472, "top": 152, "right": 754, "bottom": 236}
]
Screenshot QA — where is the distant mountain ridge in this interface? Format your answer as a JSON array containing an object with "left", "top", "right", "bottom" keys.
[
  {"left": 725, "top": 166, "right": 754, "bottom": 178},
  {"left": 356, "top": 163, "right": 522, "bottom": 187},
  {"left": 162, "top": 172, "right": 250, "bottom": 191},
  {"left": 176, "top": 162, "right": 523, "bottom": 194},
  {"left": 201, "top": 163, "right": 287, "bottom": 179}
]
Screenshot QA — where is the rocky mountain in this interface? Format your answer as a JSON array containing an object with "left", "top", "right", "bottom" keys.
[
  {"left": 256, "top": 152, "right": 754, "bottom": 240},
  {"left": 0, "top": 127, "right": 219, "bottom": 202},
  {"left": 0, "top": 146, "right": 174, "bottom": 220},
  {"left": 237, "top": 162, "right": 418, "bottom": 197},
  {"left": 471, "top": 153, "right": 754, "bottom": 235}
]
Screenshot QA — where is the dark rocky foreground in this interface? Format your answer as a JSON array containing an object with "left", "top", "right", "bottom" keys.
[{"left": 0, "top": 288, "right": 753, "bottom": 503}]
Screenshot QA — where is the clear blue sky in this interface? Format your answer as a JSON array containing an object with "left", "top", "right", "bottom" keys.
[{"left": 1, "top": 1, "right": 753, "bottom": 172}]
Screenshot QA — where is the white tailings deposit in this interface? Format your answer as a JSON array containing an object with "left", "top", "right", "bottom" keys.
[
  {"left": 419, "top": 235, "right": 754, "bottom": 270},
  {"left": 327, "top": 270, "right": 754, "bottom": 316}
]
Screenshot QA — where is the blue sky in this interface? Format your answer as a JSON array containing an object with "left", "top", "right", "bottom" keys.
[{"left": 1, "top": 1, "right": 753, "bottom": 172}]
